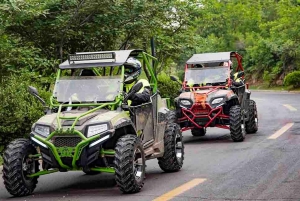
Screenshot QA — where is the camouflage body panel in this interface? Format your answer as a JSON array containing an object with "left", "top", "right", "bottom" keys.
[
  {"left": 143, "top": 93, "right": 169, "bottom": 159},
  {"left": 177, "top": 89, "right": 237, "bottom": 107},
  {"left": 33, "top": 93, "right": 169, "bottom": 161},
  {"left": 33, "top": 109, "right": 132, "bottom": 136}
]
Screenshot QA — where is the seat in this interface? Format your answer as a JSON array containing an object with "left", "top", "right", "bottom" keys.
[{"left": 80, "top": 69, "right": 96, "bottom": 76}]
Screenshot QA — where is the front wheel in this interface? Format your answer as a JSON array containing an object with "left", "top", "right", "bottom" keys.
[
  {"left": 245, "top": 100, "right": 258, "bottom": 134},
  {"left": 230, "top": 105, "right": 246, "bottom": 142},
  {"left": 158, "top": 123, "right": 184, "bottom": 172},
  {"left": 114, "top": 134, "right": 145, "bottom": 193},
  {"left": 2, "top": 139, "right": 39, "bottom": 197}
]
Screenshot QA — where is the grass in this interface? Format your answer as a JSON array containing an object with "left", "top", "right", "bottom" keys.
[{"left": 249, "top": 84, "right": 300, "bottom": 92}]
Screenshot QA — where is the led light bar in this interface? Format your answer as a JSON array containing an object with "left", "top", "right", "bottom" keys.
[
  {"left": 31, "top": 137, "right": 48, "bottom": 149},
  {"left": 68, "top": 52, "right": 116, "bottom": 63},
  {"left": 89, "top": 135, "right": 110, "bottom": 148}
]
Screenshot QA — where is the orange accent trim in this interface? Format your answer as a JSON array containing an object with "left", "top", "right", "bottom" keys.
[{"left": 193, "top": 93, "right": 207, "bottom": 109}]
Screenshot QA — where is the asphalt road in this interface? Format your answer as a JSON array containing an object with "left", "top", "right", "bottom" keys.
[{"left": 1, "top": 91, "right": 300, "bottom": 201}]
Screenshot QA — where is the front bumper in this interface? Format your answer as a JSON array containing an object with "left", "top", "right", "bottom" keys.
[
  {"left": 30, "top": 129, "right": 113, "bottom": 169},
  {"left": 178, "top": 103, "right": 230, "bottom": 131}
]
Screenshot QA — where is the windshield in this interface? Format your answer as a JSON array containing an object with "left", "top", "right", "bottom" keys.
[
  {"left": 53, "top": 75, "right": 122, "bottom": 103},
  {"left": 185, "top": 67, "right": 229, "bottom": 86}
]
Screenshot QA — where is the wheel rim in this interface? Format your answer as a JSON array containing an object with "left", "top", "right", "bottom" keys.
[
  {"left": 22, "top": 155, "right": 36, "bottom": 183},
  {"left": 175, "top": 132, "right": 183, "bottom": 163},
  {"left": 255, "top": 106, "right": 258, "bottom": 128},
  {"left": 241, "top": 118, "right": 246, "bottom": 137},
  {"left": 133, "top": 148, "right": 144, "bottom": 183}
]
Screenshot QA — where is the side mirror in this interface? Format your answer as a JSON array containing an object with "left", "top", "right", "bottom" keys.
[
  {"left": 131, "top": 82, "right": 143, "bottom": 93},
  {"left": 170, "top": 75, "right": 178, "bottom": 82},
  {"left": 237, "top": 71, "right": 244, "bottom": 78},
  {"left": 28, "top": 86, "right": 46, "bottom": 107},
  {"left": 28, "top": 86, "right": 39, "bottom": 96},
  {"left": 170, "top": 75, "right": 182, "bottom": 85},
  {"left": 124, "top": 82, "right": 143, "bottom": 103}
]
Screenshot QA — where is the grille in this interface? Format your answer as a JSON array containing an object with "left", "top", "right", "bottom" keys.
[
  {"left": 195, "top": 117, "right": 210, "bottom": 126},
  {"left": 53, "top": 137, "right": 82, "bottom": 147},
  {"left": 193, "top": 108, "right": 209, "bottom": 114}
]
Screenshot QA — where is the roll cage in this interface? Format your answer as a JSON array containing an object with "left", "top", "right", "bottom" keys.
[
  {"left": 182, "top": 51, "right": 244, "bottom": 91},
  {"left": 49, "top": 49, "right": 158, "bottom": 129}
]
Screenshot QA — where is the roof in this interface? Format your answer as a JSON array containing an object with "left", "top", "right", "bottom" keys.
[
  {"left": 186, "top": 52, "right": 236, "bottom": 64},
  {"left": 59, "top": 49, "right": 143, "bottom": 69}
]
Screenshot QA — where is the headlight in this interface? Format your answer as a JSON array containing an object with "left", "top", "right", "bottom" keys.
[
  {"left": 212, "top": 98, "right": 224, "bottom": 105},
  {"left": 87, "top": 124, "right": 108, "bottom": 138},
  {"left": 180, "top": 99, "right": 192, "bottom": 106},
  {"left": 34, "top": 125, "right": 50, "bottom": 138}
]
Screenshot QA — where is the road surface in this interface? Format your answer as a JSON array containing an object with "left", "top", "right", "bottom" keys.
[{"left": 0, "top": 91, "right": 300, "bottom": 201}]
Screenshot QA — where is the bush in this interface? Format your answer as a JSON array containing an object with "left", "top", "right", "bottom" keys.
[
  {"left": 177, "top": 70, "right": 185, "bottom": 81},
  {"left": 284, "top": 71, "right": 300, "bottom": 88},
  {"left": 157, "top": 72, "right": 180, "bottom": 107},
  {"left": 0, "top": 74, "right": 51, "bottom": 153}
]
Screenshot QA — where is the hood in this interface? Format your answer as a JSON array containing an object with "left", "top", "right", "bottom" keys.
[
  {"left": 34, "top": 109, "right": 128, "bottom": 133},
  {"left": 61, "top": 111, "right": 100, "bottom": 126},
  {"left": 178, "top": 89, "right": 234, "bottom": 105}
]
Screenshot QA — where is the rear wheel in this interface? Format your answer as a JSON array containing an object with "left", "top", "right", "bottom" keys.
[
  {"left": 191, "top": 128, "right": 206, "bottom": 136},
  {"left": 2, "top": 139, "right": 39, "bottom": 197},
  {"left": 245, "top": 100, "right": 258, "bottom": 134},
  {"left": 229, "top": 105, "right": 246, "bottom": 142},
  {"left": 158, "top": 123, "right": 184, "bottom": 172},
  {"left": 114, "top": 134, "right": 145, "bottom": 193}
]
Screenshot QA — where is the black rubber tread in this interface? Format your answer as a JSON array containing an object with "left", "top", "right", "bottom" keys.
[
  {"left": 229, "top": 105, "right": 245, "bottom": 142},
  {"left": 166, "top": 110, "right": 177, "bottom": 123},
  {"left": 114, "top": 134, "right": 145, "bottom": 193},
  {"left": 158, "top": 123, "right": 184, "bottom": 172},
  {"left": 2, "top": 138, "right": 39, "bottom": 197},
  {"left": 245, "top": 100, "right": 258, "bottom": 134},
  {"left": 191, "top": 128, "right": 206, "bottom": 136}
]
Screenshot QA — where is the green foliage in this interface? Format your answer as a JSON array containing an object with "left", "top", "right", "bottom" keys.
[
  {"left": 0, "top": 155, "right": 2, "bottom": 166},
  {"left": 284, "top": 71, "right": 300, "bottom": 88},
  {"left": 177, "top": 70, "right": 185, "bottom": 82},
  {"left": 1, "top": 0, "right": 300, "bottom": 150},
  {"left": 0, "top": 74, "right": 52, "bottom": 152},
  {"left": 262, "top": 63, "right": 284, "bottom": 86},
  {"left": 263, "top": 70, "right": 272, "bottom": 85},
  {"left": 174, "top": 0, "right": 300, "bottom": 83},
  {"left": 157, "top": 72, "right": 180, "bottom": 107}
]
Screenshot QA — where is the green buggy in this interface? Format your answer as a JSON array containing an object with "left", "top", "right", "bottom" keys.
[{"left": 2, "top": 50, "right": 184, "bottom": 196}]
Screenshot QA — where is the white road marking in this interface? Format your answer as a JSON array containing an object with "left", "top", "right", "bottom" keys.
[
  {"left": 268, "top": 123, "right": 294, "bottom": 139},
  {"left": 283, "top": 104, "right": 297, "bottom": 111}
]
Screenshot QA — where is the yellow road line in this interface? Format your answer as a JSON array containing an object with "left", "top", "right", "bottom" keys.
[
  {"left": 153, "top": 178, "right": 207, "bottom": 201},
  {"left": 283, "top": 104, "right": 297, "bottom": 111},
  {"left": 268, "top": 123, "right": 294, "bottom": 139}
]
